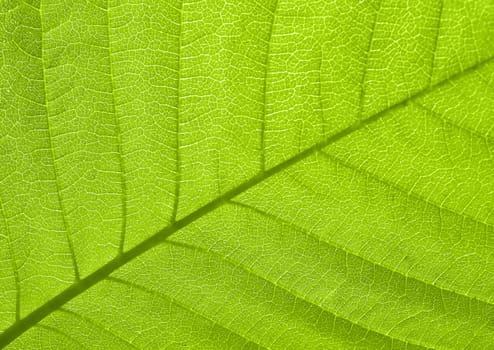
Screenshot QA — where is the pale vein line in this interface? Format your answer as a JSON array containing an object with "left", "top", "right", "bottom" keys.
[
  {"left": 429, "top": 0, "right": 444, "bottom": 86},
  {"left": 20, "top": 1, "right": 37, "bottom": 11},
  {"left": 259, "top": 0, "right": 280, "bottom": 173},
  {"left": 105, "top": 0, "right": 128, "bottom": 254},
  {"left": 0, "top": 48, "right": 493, "bottom": 350},
  {"left": 107, "top": 276, "right": 268, "bottom": 350},
  {"left": 316, "top": 48, "right": 326, "bottom": 138},
  {"left": 230, "top": 199, "right": 494, "bottom": 307},
  {"left": 357, "top": 0, "right": 382, "bottom": 120},
  {"left": 0, "top": 198, "right": 20, "bottom": 321},
  {"left": 37, "top": 324, "right": 87, "bottom": 349},
  {"left": 413, "top": 101, "right": 494, "bottom": 142},
  {"left": 477, "top": 71, "right": 494, "bottom": 93},
  {"left": 171, "top": 0, "right": 184, "bottom": 223},
  {"left": 39, "top": 0, "right": 80, "bottom": 281},
  {"left": 59, "top": 308, "right": 138, "bottom": 350},
  {"left": 167, "top": 240, "right": 430, "bottom": 349},
  {"left": 318, "top": 150, "right": 494, "bottom": 231}
]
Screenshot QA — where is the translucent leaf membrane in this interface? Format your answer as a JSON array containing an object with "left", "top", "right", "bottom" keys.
[{"left": 0, "top": 0, "right": 493, "bottom": 348}]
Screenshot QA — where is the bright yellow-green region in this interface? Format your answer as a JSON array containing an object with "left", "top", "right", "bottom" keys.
[{"left": 0, "top": 0, "right": 493, "bottom": 348}]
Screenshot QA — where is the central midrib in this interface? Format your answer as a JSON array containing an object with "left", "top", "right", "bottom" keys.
[{"left": 0, "top": 54, "right": 492, "bottom": 348}]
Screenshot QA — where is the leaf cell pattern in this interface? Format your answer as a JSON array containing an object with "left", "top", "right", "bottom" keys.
[{"left": 0, "top": 0, "right": 494, "bottom": 348}]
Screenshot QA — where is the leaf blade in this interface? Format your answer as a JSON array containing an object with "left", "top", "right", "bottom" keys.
[{"left": 1, "top": 0, "right": 494, "bottom": 348}]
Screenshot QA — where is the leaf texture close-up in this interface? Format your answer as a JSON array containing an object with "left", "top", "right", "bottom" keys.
[{"left": 1, "top": 0, "right": 494, "bottom": 348}]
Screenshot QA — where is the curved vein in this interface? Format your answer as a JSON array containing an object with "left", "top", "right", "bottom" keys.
[
  {"left": 319, "top": 151, "right": 493, "bottom": 231},
  {"left": 316, "top": 49, "right": 326, "bottom": 137},
  {"left": 36, "top": 324, "right": 87, "bottom": 350},
  {"left": 59, "top": 308, "right": 139, "bottom": 350},
  {"left": 230, "top": 199, "right": 494, "bottom": 308},
  {"left": 429, "top": 0, "right": 443, "bottom": 86},
  {"left": 171, "top": 0, "right": 184, "bottom": 223},
  {"left": 413, "top": 101, "right": 494, "bottom": 142},
  {"left": 165, "top": 240, "right": 430, "bottom": 349},
  {"left": 0, "top": 198, "right": 20, "bottom": 321},
  {"left": 106, "top": 276, "right": 268, "bottom": 350},
  {"left": 39, "top": 0, "right": 80, "bottom": 281},
  {"left": 104, "top": 0, "right": 128, "bottom": 254},
  {"left": 259, "top": 0, "right": 279, "bottom": 172},
  {"left": 357, "top": 0, "right": 382, "bottom": 119}
]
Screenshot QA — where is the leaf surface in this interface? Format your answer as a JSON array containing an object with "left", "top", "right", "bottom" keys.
[{"left": 0, "top": 0, "right": 493, "bottom": 348}]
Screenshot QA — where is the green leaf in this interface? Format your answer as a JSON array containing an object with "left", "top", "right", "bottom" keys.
[{"left": 1, "top": 0, "right": 493, "bottom": 348}]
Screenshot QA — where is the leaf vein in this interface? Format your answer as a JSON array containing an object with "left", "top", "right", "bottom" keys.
[
  {"left": 231, "top": 199, "right": 494, "bottom": 307},
  {"left": 36, "top": 324, "right": 87, "bottom": 350},
  {"left": 59, "top": 308, "right": 139, "bottom": 350},
  {"left": 429, "top": 0, "right": 444, "bottom": 86},
  {"left": 319, "top": 150, "right": 493, "bottom": 231},
  {"left": 413, "top": 101, "right": 494, "bottom": 142},
  {"left": 357, "top": 0, "right": 382, "bottom": 119},
  {"left": 0, "top": 198, "right": 20, "bottom": 321},
  {"left": 165, "top": 240, "right": 430, "bottom": 349},
  {"left": 39, "top": 0, "right": 80, "bottom": 281},
  {"left": 172, "top": 0, "right": 184, "bottom": 223},
  {"left": 107, "top": 276, "right": 268, "bottom": 350},
  {"left": 259, "top": 0, "right": 280, "bottom": 173},
  {"left": 105, "top": 0, "right": 128, "bottom": 254}
]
